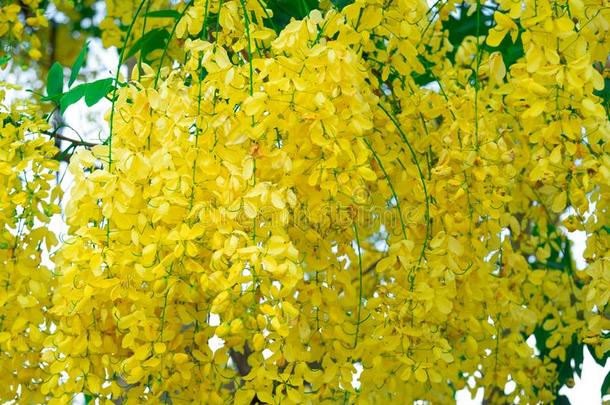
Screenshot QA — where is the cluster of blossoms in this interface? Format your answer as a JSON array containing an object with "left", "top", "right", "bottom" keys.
[
  {"left": 0, "top": 85, "right": 61, "bottom": 403},
  {"left": 0, "top": 0, "right": 48, "bottom": 62},
  {"left": 1, "top": 0, "right": 610, "bottom": 403},
  {"left": 0, "top": 0, "right": 91, "bottom": 69}
]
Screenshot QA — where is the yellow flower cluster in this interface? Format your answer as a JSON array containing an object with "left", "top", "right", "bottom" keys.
[
  {"left": 0, "top": 84, "right": 61, "bottom": 403},
  {"left": 0, "top": 1, "right": 48, "bottom": 62},
  {"left": 101, "top": 0, "right": 162, "bottom": 48},
  {"left": 1, "top": 0, "right": 609, "bottom": 403}
]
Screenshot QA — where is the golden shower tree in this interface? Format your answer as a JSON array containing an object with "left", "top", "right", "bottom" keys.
[{"left": 1, "top": 0, "right": 609, "bottom": 403}]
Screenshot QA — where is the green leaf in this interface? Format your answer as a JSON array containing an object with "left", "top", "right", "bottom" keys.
[
  {"left": 69, "top": 42, "right": 89, "bottom": 87},
  {"left": 84, "top": 78, "right": 113, "bottom": 107},
  {"left": 125, "top": 28, "right": 169, "bottom": 61},
  {"left": 46, "top": 62, "right": 64, "bottom": 98},
  {"left": 556, "top": 339, "right": 581, "bottom": 387},
  {"left": 587, "top": 343, "right": 610, "bottom": 366},
  {"left": 602, "top": 370, "right": 610, "bottom": 397},
  {"left": 60, "top": 84, "right": 86, "bottom": 114},
  {"left": 331, "top": 0, "right": 355, "bottom": 9},
  {"left": 145, "top": 9, "right": 180, "bottom": 19},
  {"left": 573, "top": 343, "right": 584, "bottom": 377},
  {"left": 554, "top": 395, "right": 571, "bottom": 405},
  {"left": 0, "top": 55, "right": 10, "bottom": 66},
  {"left": 265, "top": 0, "right": 320, "bottom": 29}
]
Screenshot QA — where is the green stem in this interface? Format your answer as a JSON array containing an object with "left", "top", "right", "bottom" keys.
[
  {"left": 188, "top": 0, "right": 210, "bottom": 211},
  {"left": 239, "top": 0, "right": 259, "bottom": 297},
  {"left": 379, "top": 104, "right": 430, "bottom": 276},
  {"left": 154, "top": 1, "right": 194, "bottom": 88},
  {"left": 137, "top": 0, "right": 152, "bottom": 74},
  {"left": 363, "top": 138, "right": 408, "bottom": 240},
  {"left": 474, "top": 0, "right": 481, "bottom": 150},
  {"left": 189, "top": 62, "right": 203, "bottom": 211},
  {"left": 352, "top": 222, "right": 363, "bottom": 350},
  {"left": 108, "top": 0, "right": 147, "bottom": 170},
  {"left": 106, "top": 0, "right": 147, "bottom": 248},
  {"left": 239, "top": 0, "right": 254, "bottom": 97}
]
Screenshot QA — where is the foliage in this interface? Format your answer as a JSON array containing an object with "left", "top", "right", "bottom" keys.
[{"left": 1, "top": 0, "right": 610, "bottom": 404}]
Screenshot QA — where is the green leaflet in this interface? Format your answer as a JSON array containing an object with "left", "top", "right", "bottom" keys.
[
  {"left": 46, "top": 62, "right": 64, "bottom": 98},
  {"left": 69, "top": 42, "right": 89, "bottom": 87}
]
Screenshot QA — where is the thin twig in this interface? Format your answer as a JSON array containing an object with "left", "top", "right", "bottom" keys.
[
  {"left": 379, "top": 103, "right": 431, "bottom": 286},
  {"left": 44, "top": 130, "right": 99, "bottom": 147}
]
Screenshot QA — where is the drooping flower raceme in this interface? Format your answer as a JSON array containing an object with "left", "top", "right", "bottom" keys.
[{"left": 0, "top": 0, "right": 609, "bottom": 403}]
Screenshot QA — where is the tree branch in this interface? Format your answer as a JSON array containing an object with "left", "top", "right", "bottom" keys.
[
  {"left": 44, "top": 130, "right": 99, "bottom": 148},
  {"left": 229, "top": 342, "right": 253, "bottom": 377}
]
